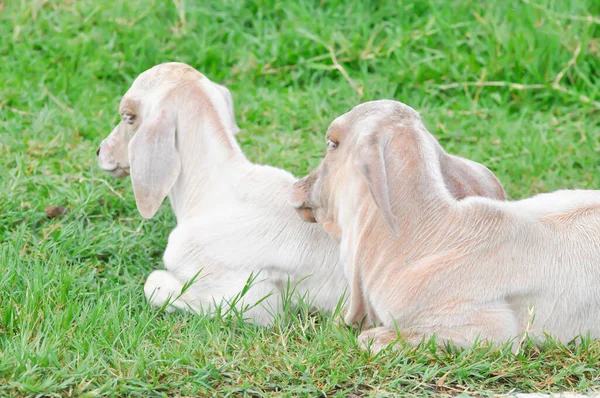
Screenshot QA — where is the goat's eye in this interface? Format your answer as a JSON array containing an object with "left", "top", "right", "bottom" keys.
[
  {"left": 121, "top": 112, "right": 136, "bottom": 125},
  {"left": 327, "top": 139, "right": 338, "bottom": 151}
]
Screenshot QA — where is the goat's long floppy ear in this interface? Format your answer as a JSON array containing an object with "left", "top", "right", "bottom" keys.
[
  {"left": 215, "top": 83, "right": 240, "bottom": 136},
  {"left": 129, "top": 111, "right": 181, "bottom": 219},
  {"left": 355, "top": 134, "right": 399, "bottom": 237},
  {"left": 440, "top": 154, "right": 506, "bottom": 201}
]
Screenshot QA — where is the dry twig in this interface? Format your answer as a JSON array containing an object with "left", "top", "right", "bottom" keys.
[
  {"left": 328, "top": 46, "right": 364, "bottom": 98},
  {"left": 76, "top": 177, "right": 125, "bottom": 200}
]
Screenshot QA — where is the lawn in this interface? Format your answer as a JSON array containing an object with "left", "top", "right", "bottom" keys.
[{"left": 1, "top": 0, "right": 599, "bottom": 396}]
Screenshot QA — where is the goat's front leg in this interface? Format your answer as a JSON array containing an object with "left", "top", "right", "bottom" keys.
[
  {"left": 358, "top": 327, "right": 424, "bottom": 353},
  {"left": 144, "top": 270, "right": 202, "bottom": 314},
  {"left": 144, "top": 269, "right": 282, "bottom": 325},
  {"left": 359, "top": 299, "right": 519, "bottom": 353}
]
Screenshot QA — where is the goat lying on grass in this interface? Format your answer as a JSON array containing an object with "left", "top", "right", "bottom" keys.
[
  {"left": 97, "top": 62, "right": 344, "bottom": 324},
  {"left": 98, "top": 63, "right": 504, "bottom": 325},
  {"left": 291, "top": 100, "right": 600, "bottom": 351}
]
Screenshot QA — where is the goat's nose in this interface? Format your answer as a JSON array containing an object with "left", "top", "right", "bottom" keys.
[{"left": 96, "top": 147, "right": 101, "bottom": 156}]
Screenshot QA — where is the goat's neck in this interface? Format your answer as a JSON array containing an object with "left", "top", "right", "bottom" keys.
[
  {"left": 168, "top": 126, "right": 250, "bottom": 221},
  {"left": 341, "top": 154, "right": 458, "bottom": 268}
]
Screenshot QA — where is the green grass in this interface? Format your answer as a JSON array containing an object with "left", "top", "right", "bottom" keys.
[{"left": 1, "top": 0, "right": 600, "bottom": 396}]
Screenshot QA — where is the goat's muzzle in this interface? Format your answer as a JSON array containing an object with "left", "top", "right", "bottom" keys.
[{"left": 290, "top": 179, "right": 318, "bottom": 223}]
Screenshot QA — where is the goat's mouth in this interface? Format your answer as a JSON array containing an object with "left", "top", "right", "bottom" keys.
[
  {"left": 290, "top": 201, "right": 318, "bottom": 223},
  {"left": 106, "top": 167, "right": 130, "bottom": 178},
  {"left": 295, "top": 206, "right": 317, "bottom": 223},
  {"left": 289, "top": 185, "right": 318, "bottom": 223}
]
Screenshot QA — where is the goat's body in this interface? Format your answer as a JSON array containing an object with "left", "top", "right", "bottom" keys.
[
  {"left": 353, "top": 189, "right": 600, "bottom": 347},
  {"left": 146, "top": 163, "right": 344, "bottom": 324},
  {"left": 498, "top": 190, "right": 600, "bottom": 340}
]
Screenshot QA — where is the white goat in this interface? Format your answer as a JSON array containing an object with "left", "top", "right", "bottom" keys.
[
  {"left": 291, "top": 100, "right": 600, "bottom": 351},
  {"left": 98, "top": 63, "right": 505, "bottom": 325}
]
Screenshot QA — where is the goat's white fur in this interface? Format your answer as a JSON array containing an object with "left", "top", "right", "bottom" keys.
[{"left": 293, "top": 100, "right": 600, "bottom": 350}]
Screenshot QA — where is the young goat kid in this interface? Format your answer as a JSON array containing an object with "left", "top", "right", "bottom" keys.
[
  {"left": 291, "top": 100, "right": 600, "bottom": 351},
  {"left": 97, "top": 62, "right": 346, "bottom": 324},
  {"left": 98, "top": 63, "right": 505, "bottom": 325}
]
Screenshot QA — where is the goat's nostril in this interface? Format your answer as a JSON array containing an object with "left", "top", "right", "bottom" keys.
[{"left": 96, "top": 147, "right": 101, "bottom": 156}]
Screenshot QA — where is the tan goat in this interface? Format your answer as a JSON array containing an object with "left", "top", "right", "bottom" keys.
[{"left": 291, "top": 100, "right": 600, "bottom": 352}]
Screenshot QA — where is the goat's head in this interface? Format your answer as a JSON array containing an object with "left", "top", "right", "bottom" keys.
[
  {"left": 97, "top": 62, "right": 240, "bottom": 218},
  {"left": 290, "top": 100, "right": 505, "bottom": 239}
]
